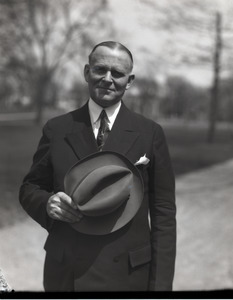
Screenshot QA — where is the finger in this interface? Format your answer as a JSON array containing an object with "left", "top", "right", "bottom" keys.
[
  {"left": 47, "top": 194, "right": 62, "bottom": 217},
  {"left": 57, "top": 192, "right": 77, "bottom": 209},
  {"left": 58, "top": 203, "right": 82, "bottom": 219},
  {"left": 47, "top": 193, "right": 82, "bottom": 222},
  {"left": 55, "top": 206, "right": 83, "bottom": 223},
  {"left": 58, "top": 200, "right": 78, "bottom": 215},
  {"left": 51, "top": 207, "right": 76, "bottom": 223},
  {"left": 51, "top": 210, "right": 74, "bottom": 223}
]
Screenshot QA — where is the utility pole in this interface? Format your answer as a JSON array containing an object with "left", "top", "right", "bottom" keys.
[{"left": 207, "top": 12, "right": 222, "bottom": 143}]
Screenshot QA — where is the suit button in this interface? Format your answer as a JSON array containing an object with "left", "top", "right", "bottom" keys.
[{"left": 113, "top": 257, "right": 119, "bottom": 262}]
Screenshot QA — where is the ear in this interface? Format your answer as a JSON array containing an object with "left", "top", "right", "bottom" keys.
[
  {"left": 84, "top": 64, "right": 90, "bottom": 83},
  {"left": 126, "top": 74, "right": 135, "bottom": 90}
]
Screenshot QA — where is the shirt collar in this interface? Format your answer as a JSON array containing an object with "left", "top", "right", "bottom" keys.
[{"left": 88, "top": 98, "right": 121, "bottom": 129}]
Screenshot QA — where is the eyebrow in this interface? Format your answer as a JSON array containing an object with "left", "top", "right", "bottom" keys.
[{"left": 92, "top": 64, "right": 127, "bottom": 73}]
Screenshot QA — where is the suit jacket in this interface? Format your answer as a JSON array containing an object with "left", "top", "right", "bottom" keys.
[{"left": 19, "top": 101, "right": 176, "bottom": 291}]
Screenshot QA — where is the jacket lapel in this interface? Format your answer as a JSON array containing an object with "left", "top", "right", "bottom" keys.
[
  {"left": 65, "top": 102, "right": 140, "bottom": 161},
  {"left": 103, "top": 103, "right": 139, "bottom": 156},
  {"left": 65, "top": 103, "right": 98, "bottom": 160}
]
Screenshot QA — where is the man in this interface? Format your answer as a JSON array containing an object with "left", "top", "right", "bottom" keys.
[{"left": 19, "top": 41, "right": 176, "bottom": 291}]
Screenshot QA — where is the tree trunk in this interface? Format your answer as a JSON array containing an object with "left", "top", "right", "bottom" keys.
[
  {"left": 207, "top": 12, "right": 222, "bottom": 143},
  {"left": 34, "top": 71, "right": 51, "bottom": 124}
]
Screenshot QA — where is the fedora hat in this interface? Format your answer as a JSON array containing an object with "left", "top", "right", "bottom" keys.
[{"left": 64, "top": 151, "right": 144, "bottom": 235}]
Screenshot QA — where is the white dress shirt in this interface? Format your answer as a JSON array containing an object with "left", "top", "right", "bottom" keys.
[{"left": 88, "top": 98, "right": 122, "bottom": 139}]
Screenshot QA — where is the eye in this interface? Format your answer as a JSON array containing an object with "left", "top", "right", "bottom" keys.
[
  {"left": 92, "top": 66, "right": 107, "bottom": 75},
  {"left": 111, "top": 70, "right": 124, "bottom": 78}
]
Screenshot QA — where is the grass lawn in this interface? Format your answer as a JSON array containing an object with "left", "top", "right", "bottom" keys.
[
  {"left": 1, "top": 119, "right": 233, "bottom": 228},
  {"left": 0, "top": 122, "right": 42, "bottom": 227},
  {"left": 162, "top": 120, "right": 233, "bottom": 175}
]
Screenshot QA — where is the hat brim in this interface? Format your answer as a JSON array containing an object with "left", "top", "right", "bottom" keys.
[{"left": 64, "top": 151, "right": 144, "bottom": 235}]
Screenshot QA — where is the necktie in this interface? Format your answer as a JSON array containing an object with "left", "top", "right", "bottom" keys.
[{"left": 97, "top": 110, "right": 110, "bottom": 151}]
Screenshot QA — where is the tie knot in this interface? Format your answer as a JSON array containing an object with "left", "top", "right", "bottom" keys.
[{"left": 99, "top": 109, "right": 108, "bottom": 121}]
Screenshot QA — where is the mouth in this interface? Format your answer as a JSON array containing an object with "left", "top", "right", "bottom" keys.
[{"left": 97, "top": 86, "right": 114, "bottom": 92}]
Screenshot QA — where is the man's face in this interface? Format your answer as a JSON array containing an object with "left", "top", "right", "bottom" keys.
[{"left": 84, "top": 46, "right": 135, "bottom": 108}]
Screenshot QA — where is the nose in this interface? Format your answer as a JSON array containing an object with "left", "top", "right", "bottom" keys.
[{"left": 103, "top": 71, "right": 112, "bottom": 82}]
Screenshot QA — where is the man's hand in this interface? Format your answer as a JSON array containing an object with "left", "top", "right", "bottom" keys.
[{"left": 47, "top": 192, "right": 83, "bottom": 223}]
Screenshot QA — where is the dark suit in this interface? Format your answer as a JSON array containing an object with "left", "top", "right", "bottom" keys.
[{"left": 19, "top": 101, "right": 176, "bottom": 291}]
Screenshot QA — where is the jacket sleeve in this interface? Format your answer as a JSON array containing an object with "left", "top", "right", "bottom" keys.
[
  {"left": 19, "top": 121, "right": 54, "bottom": 231},
  {"left": 148, "top": 124, "right": 176, "bottom": 291}
]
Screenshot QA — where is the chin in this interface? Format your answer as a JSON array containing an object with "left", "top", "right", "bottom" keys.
[
  {"left": 93, "top": 96, "right": 117, "bottom": 107},
  {"left": 98, "top": 100, "right": 114, "bottom": 108}
]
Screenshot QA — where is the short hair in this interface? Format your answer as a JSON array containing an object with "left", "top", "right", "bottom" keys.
[{"left": 88, "top": 41, "right": 134, "bottom": 67}]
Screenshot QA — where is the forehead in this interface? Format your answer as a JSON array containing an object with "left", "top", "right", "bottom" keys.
[{"left": 90, "top": 46, "right": 132, "bottom": 71}]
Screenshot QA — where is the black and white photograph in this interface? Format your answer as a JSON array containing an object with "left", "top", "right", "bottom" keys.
[{"left": 0, "top": 0, "right": 233, "bottom": 293}]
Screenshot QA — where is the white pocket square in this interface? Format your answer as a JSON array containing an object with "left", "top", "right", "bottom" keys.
[{"left": 134, "top": 154, "right": 150, "bottom": 166}]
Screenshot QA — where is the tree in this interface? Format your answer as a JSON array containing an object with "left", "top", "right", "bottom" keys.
[
  {"left": 0, "top": 0, "right": 111, "bottom": 123},
  {"left": 207, "top": 12, "right": 222, "bottom": 143},
  {"left": 160, "top": 75, "right": 209, "bottom": 119},
  {"left": 135, "top": 0, "right": 233, "bottom": 141}
]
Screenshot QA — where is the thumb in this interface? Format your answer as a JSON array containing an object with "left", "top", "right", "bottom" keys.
[{"left": 58, "top": 192, "right": 78, "bottom": 210}]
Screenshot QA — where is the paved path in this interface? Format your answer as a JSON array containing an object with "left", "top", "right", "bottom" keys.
[
  {"left": 0, "top": 217, "right": 47, "bottom": 291},
  {"left": 173, "top": 159, "right": 233, "bottom": 290},
  {"left": 0, "top": 160, "right": 233, "bottom": 291}
]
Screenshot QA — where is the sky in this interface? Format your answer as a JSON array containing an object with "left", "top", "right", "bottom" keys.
[{"left": 104, "top": 0, "right": 233, "bottom": 87}]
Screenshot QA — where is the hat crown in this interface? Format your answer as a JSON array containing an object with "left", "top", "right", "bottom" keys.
[
  {"left": 64, "top": 151, "right": 144, "bottom": 235},
  {"left": 72, "top": 165, "right": 132, "bottom": 216}
]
